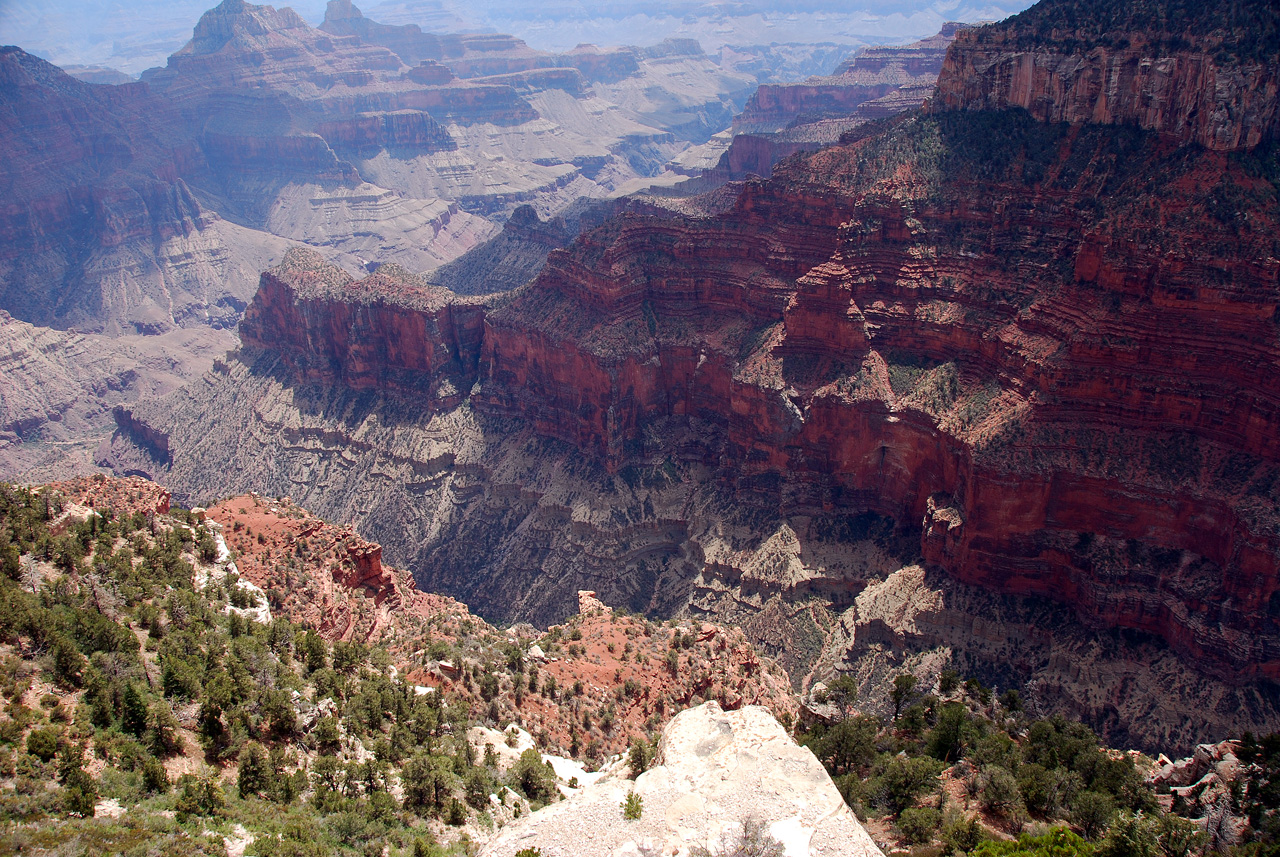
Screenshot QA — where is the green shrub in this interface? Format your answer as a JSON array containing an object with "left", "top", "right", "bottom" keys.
[
  {"left": 142, "top": 755, "right": 169, "bottom": 794},
  {"left": 972, "top": 827, "right": 1093, "bottom": 857},
  {"left": 808, "top": 715, "right": 878, "bottom": 776},
  {"left": 980, "top": 765, "right": 1027, "bottom": 824},
  {"left": 688, "top": 816, "right": 785, "bottom": 856},
  {"left": 874, "top": 755, "right": 945, "bottom": 814},
  {"left": 622, "top": 791, "right": 643, "bottom": 820},
  {"left": 403, "top": 753, "right": 459, "bottom": 816},
  {"left": 508, "top": 748, "right": 558, "bottom": 805},
  {"left": 628, "top": 738, "right": 655, "bottom": 778},
  {"left": 941, "top": 808, "right": 986, "bottom": 852},
  {"left": 61, "top": 767, "right": 97, "bottom": 817},
  {"left": 926, "top": 701, "right": 976, "bottom": 763},
  {"left": 1072, "top": 791, "right": 1117, "bottom": 841},
  {"left": 175, "top": 772, "right": 226, "bottom": 821},
  {"left": 897, "top": 806, "right": 943, "bottom": 845},
  {"left": 25, "top": 726, "right": 59, "bottom": 762}
]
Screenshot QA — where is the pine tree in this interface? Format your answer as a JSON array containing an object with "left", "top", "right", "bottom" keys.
[{"left": 121, "top": 683, "right": 148, "bottom": 736}]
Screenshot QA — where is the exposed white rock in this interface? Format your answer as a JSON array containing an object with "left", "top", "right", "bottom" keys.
[
  {"left": 468, "top": 724, "right": 537, "bottom": 771},
  {"left": 478, "top": 701, "right": 884, "bottom": 857},
  {"left": 192, "top": 522, "right": 271, "bottom": 625}
]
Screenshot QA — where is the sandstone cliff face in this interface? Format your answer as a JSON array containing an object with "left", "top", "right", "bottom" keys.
[
  {"left": 697, "top": 26, "right": 965, "bottom": 192},
  {"left": 238, "top": 248, "right": 487, "bottom": 402},
  {"left": 102, "top": 0, "right": 1280, "bottom": 747},
  {"left": 932, "top": 0, "right": 1280, "bottom": 150},
  {"left": 467, "top": 111, "right": 1280, "bottom": 682}
]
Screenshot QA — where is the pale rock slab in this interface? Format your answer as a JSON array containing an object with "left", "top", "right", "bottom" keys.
[{"left": 478, "top": 701, "right": 883, "bottom": 857}]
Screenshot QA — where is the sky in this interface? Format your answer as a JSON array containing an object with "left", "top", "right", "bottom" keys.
[{"left": 0, "top": 0, "right": 1034, "bottom": 75}]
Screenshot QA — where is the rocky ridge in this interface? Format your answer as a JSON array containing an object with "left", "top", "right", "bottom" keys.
[
  {"left": 678, "top": 24, "right": 966, "bottom": 193},
  {"left": 932, "top": 0, "right": 1280, "bottom": 151},
  {"left": 204, "top": 492, "right": 454, "bottom": 644}
]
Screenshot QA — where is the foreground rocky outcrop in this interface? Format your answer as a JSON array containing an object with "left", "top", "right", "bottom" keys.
[
  {"left": 204, "top": 492, "right": 456, "bottom": 643},
  {"left": 480, "top": 701, "right": 883, "bottom": 857},
  {"left": 103, "top": 0, "right": 1280, "bottom": 748}
]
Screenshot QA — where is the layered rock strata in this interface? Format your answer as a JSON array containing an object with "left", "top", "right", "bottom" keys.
[
  {"left": 0, "top": 312, "right": 235, "bottom": 480},
  {"left": 0, "top": 47, "right": 288, "bottom": 334},
  {"left": 682, "top": 25, "right": 966, "bottom": 192},
  {"left": 932, "top": 0, "right": 1280, "bottom": 151},
  {"left": 104, "top": 0, "right": 1280, "bottom": 745}
]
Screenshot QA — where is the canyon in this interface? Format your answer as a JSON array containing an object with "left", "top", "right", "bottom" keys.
[
  {"left": 670, "top": 24, "right": 967, "bottom": 190},
  {"left": 0, "top": 0, "right": 860, "bottom": 341},
  {"left": 0, "top": 0, "right": 880, "bottom": 482},
  {"left": 103, "top": 0, "right": 1280, "bottom": 751}
]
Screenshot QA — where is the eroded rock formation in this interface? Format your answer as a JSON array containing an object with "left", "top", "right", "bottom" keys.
[
  {"left": 204, "top": 492, "right": 454, "bottom": 642},
  {"left": 0, "top": 312, "right": 235, "bottom": 479},
  {"left": 0, "top": 47, "right": 288, "bottom": 334},
  {"left": 932, "top": 0, "right": 1280, "bottom": 151}
]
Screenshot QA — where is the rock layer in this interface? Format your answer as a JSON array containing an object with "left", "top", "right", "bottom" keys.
[
  {"left": 0, "top": 47, "right": 287, "bottom": 333},
  {"left": 733, "top": 24, "right": 964, "bottom": 134},
  {"left": 932, "top": 0, "right": 1280, "bottom": 150},
  {"left": 0, "top": 312, "right": 235, "bottom": 480}
]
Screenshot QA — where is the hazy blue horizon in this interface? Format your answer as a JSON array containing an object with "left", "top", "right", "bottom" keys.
[{"left": 0, "top": 0, "right": 1033, "bottom": 77}]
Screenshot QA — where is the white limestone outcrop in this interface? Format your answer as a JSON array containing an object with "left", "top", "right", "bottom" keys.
[{"left": 479, "top": 701, "right": 884, "bottom": 857}]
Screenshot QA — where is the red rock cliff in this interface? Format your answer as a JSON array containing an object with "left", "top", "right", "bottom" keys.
[
  {"left": 932, "top": 0, "right": 1280, "bottom": 151},
  {"left": 466, "top": 106, "right": 1280, "bottom": 680},
  {"left": 238, "top": 248, "right": 486, "bottom": 406}
]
